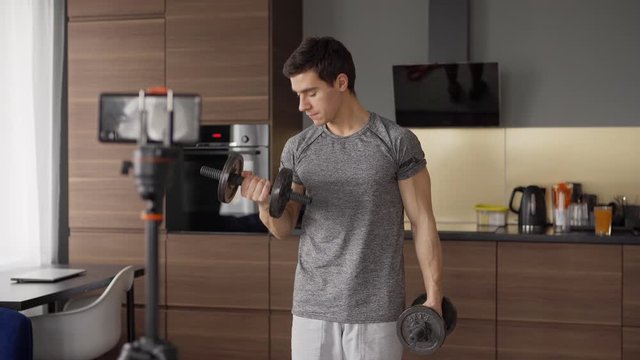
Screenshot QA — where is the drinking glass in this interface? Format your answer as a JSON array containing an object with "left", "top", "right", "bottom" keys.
[{"left": 594, "top": 205, "right": 613, "bottom": 236}]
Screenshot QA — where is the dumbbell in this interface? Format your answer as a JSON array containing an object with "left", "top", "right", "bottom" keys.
[
  {"left": 199, "top": 152, "right": 312, "bottom": 218},
  {"left": 396, "top": 294, "right": 458, "bottom": 355}
]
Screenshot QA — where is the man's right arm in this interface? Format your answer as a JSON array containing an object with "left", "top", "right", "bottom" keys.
[{"left": 241, "top": 173, "right": 303, "bottom": 239}]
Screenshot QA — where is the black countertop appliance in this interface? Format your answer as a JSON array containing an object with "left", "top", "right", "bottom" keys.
[{"left": 509, "top": 185, "right": 547, "bottom": 234}]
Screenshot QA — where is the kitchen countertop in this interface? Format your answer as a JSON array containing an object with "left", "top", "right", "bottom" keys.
[{"left": 404, "top": 223, "right": 640, "bottom": 245}]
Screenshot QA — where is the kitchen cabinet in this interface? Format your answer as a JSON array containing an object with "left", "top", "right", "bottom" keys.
[
  {"left": 166, "top": 0, "right": 269, "bottom": 123},
  {"left": 623, "top": 326, "right": 640, "bottom": 360},
  {"left": 167, "top": 308, "right": 269, "bottom": 360},
  {"left": 68, "top": 18, "right": 165, "bottom": 230},
  {"left": 69, "top": 229, "right": 166, "bottom": 306},
  {"left": 270, "top": 310, "right": 293, "bottom": 360},
  {"left": 269, "top": 235, "right": 299, "bottom": 311},
  {"left": 623, "top": 245, "right": 640, "bottom": 326},
  {"left": 268, "top": 236, "right": 298, "bottom": 360},
  {"left": 497, "top": 242, "right": 622, "bottom": 360},
  {"left": 497, "top": 321, "right": 620, "bottom": 360},
  {"left": 166, "top": 233, "right": 269, "bottom": 309},
  {"left": 497, "top": 242, "right": 621, "bottom": 325},
  {"left": 67, "top": 0, "right": 164, "bottom": 19}
]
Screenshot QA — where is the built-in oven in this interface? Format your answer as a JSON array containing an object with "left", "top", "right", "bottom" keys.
[{"left": 166, "top": 124, "right": 269, "bottom": 233}]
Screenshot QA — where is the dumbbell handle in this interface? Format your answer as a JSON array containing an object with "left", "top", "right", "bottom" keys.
[
  {"left": 289, "top": 190, "right": 312, "bottom": 205},
  {"left": 200, "top": 166, "right": 311, "bottom": 205},
  {"left": 200, "top": 166, "right": 243, "bottom": 186}
]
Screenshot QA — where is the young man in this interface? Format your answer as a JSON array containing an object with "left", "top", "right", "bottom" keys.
[{"left": 241, "top": 36, "right": 443, "bottom": 360}]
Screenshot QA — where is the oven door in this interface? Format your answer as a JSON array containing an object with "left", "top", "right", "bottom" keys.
[{"left": 166, "top": 146, "right": 269, "bottom": 233}]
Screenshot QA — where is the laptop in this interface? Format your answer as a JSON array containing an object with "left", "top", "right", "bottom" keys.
[{"left": 10, "top": 268, "right": 86, "bottom": 283}]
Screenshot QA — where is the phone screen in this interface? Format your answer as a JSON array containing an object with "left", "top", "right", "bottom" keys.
[{"left": 99, "top": 93, "right": 201, "bottom": 145}]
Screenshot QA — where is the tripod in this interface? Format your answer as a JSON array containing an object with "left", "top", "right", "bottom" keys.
[{"left": 118, "top": 90, "right": 180, "bottom": 359}]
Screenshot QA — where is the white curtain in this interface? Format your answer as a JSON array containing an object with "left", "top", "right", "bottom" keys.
[{"left": 0, "top": 0, "right": 64, "bottom": 269}]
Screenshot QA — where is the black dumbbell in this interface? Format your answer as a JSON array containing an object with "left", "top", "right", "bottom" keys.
[
  {"left": 396, "top": 294, "right": 457, "bottom": 355},
  {"left": 199, "top": 152, "right": 312, "bottom": 218}
]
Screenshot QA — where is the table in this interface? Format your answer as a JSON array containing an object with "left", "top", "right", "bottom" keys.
[{"left": 0, "top": 263, "right": 145, "bottom": 342}]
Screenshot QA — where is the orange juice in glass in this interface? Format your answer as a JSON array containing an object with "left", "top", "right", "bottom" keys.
[{"left": 594, "top": 205, "right": 613, "bottom": 236}]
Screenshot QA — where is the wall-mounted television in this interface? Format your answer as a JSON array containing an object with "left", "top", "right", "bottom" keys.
[{"left": 392, "top": 62, "right": 500, "bottom": 127}]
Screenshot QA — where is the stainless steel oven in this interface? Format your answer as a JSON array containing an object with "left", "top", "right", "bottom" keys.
[{"left": 166, "top": 124, "right": 269, "bottom": 233}]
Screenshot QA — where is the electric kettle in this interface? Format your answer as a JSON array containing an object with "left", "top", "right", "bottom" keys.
[{"left": 509, "top": 186, "right": 547, "bottom": 233}]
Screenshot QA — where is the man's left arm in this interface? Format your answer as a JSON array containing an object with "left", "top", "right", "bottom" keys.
[{"left": 399, "top": 167, "right": 443, "bottom": 315}]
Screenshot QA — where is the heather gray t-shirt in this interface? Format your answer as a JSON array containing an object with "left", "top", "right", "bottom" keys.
[{"left": 280, "top": 112, "right": 426, "bottom": 323}]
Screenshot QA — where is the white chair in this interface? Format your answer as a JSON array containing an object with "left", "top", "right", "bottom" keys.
[{"left": 30, "top": 265, "right": 134, "bottom": 360}]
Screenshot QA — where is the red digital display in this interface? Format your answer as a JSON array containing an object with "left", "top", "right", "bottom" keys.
[{"left": 212, "top": 133, "right": 222, "bottom": 139}]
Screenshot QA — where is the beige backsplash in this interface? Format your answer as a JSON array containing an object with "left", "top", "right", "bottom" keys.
[{"left": 406, "top": 127, "right": 640, "bottom": 226}]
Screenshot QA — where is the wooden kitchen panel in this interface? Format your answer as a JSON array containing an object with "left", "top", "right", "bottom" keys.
[
  {"left": 271, "top": 310, "right": 293, "bottom": 360},
  {"left": 68, "top": 19, "right": 165, "bottom": 99},
  {"left": 69, "top": 229, "right": 166, "bottom": 306},
  {"left": 623, "top": 326, "right": 640, "bottom": 360},
  {"left": 69, "top": 130, "right": 136, "bottom": 164},
  {"left": 166, "top": 0, "right": 268, "bottom": 123},
  {"left": 270, "top": 235, "right": 300, "bottom": 310},
  {"left": 498, "top": 242, "right": 621, "bottom": 325},
  {"left": 68, "top": 19, "right": 165, "bottom": 144},
  {"left": 497, "top": 320, "right": 621, "bottom": 360},
  {"left": 166, "top": 234, "right": 269, "bottom": 309},
  {"left": 68, "top": 0, "right": 164, "bottom": 20},
  {"left": 623, "top": 246, "right": 640, "bottom": 326},
  {"left": 405, "top": 240, "right": 496, "bottom": 320},
  {"left": 404, "top": 319, "right": 495, "bottom": 360},
  {"left": 69, "top": 178, "right": 144, "bottom": 229},
  {"left": 167, "top": 308, "right": 269, "bottom": 360}
]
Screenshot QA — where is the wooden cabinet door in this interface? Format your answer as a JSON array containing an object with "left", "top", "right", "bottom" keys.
[
  {"left": 497, "top": 242, "right": 621, "bottom": 325},
  {"left": 166, "top": 233, "right": 269, "bottom": 309},
  {"left": 68, "top": 19, "right": 165, "bottom": 230},
  {"left": 623, "top": 326, "right": 640, "bottom": 360},
  {"left": 497, "top": 320, "right": 620, "bottom": 360},
  {"left": 69, "top": 229, "right": 166, "bottom": 306},
  {"left": 167, "top": 308, "right": 268, "bottom": 360},
  {"left": 404, "top": 240, "right": 496, "bottom": 320},
  {"left": 166, "top": 0, "right": 269, "bottom": 124},
  {"left": 68, "top": 0, "right": 164, "bottom": 19},
  {"left": 271, "top": 310, "right": 293, "bottom": 360},
  {"left": 623, "top": 246, "right": 640, "bottom": 326},
  {"left": 270, "top": 235, "right": 299, "bottom": 311}
]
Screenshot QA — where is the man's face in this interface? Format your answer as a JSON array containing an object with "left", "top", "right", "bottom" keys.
[{"left": 290, "top": 70, "right": 344, "bottom": 127}]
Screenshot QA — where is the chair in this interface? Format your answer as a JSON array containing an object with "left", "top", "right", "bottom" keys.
[
  {"left": 0, "top": 308, "right": 33, "bottom": 360},
  {"left": 29, "top": 265, "right": 134, "bottom": 360}
]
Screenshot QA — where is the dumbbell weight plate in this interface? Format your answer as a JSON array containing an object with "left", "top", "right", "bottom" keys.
[
  {"left": 217, "top": 152, "right": 244, "bottom": 203},
  {"left": 269, "top": 168, "right": 293, "bottom": 218},
  {"left": 397, "top": 305, "right": 446, "bottom": 355}
]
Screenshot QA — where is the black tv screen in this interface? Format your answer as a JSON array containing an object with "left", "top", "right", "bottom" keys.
[{"left": 392, "top": 62, "right": 500, "bottom": 127}]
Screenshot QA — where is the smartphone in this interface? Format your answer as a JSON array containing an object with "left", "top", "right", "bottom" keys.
[{"left": 99, "top": 93, "right": 201, "bottom": 145}]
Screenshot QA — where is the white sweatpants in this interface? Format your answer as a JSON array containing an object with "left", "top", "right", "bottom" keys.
[{"left": 291, "top": 315, "right": 404, "bottom": 360}]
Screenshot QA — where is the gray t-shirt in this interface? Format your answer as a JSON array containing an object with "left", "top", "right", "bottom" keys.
[{"left": 280, "top": 112, "right": 426, "bottom": 323}]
